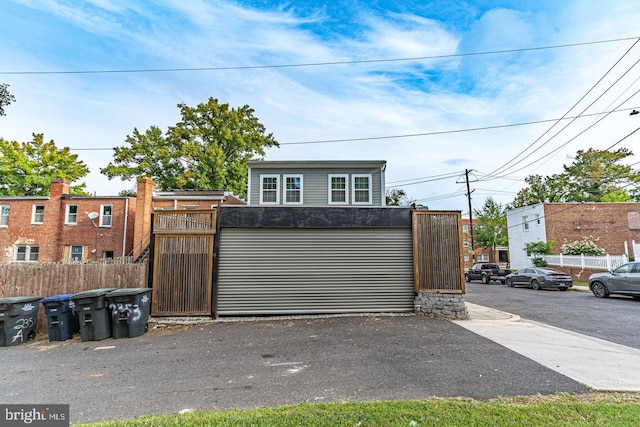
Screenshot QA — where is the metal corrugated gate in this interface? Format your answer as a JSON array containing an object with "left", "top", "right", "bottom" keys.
[{"left": 216, "top": 228, "right": 414, "bottom": 315}]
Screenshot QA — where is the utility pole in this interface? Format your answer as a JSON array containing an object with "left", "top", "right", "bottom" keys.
[{"left": 465, "top": 169, "right": 475, "bottom": 262}]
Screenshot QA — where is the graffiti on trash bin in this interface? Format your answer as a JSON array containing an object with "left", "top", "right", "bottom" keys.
[
  {"left": 21, "top": 303, "right": 35, "bottom": 312},
  {"left": 108, "top": 303, "right": 142, "bottom": 322},
  {"left": 12, "top": 317, "right": 35, "bottom": 344}
]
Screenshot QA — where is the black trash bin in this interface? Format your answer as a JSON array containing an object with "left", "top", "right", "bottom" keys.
[
  {"left": 105, "top": 288, "right": 152, "bottom": 339},
  {"left": 71, "top": 288, "right": 118, "bottom": 341},
  {"left": 0, "top": 296, "right": 42, "bottom": 347},
  {"left": 40, "top": 294, "right": 80, "bottom": 342}
]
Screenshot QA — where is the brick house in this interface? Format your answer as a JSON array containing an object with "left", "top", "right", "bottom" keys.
[
  {"left": 0, "top": 178, "right": 136, "bottom": 264},
  {"left": 507, "top": 202, "right": 640, "bottom": 269},
  {"left": 0, "top": 177, "right": 246, "bottom": 264},
  {"left": 460, "top": 217, "right": 509, "bottom": 268},
  {"left": 131, "top": 178, "right": 245, "bottom": 259}
]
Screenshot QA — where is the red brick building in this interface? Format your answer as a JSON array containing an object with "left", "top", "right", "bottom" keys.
[
  {"left": 0, "top": 178, "right": 246, "bottom": 264},
  {"left": 0, "top": 179, "right": 136, "bottom": 264},
  {"left": 507, "top": 202, "right": 640, "bottom": 269},
  {"left": 460, "top": 217, "right": 509, "bottom": 269}
]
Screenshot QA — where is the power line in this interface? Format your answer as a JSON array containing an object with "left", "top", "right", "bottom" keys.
[
  {"left": 482, "top": 38, "right": 640, "bottom": 180},
  {"left": 68, "top": 107, "right": 638, "bottom": 151},
  {"left": 1, "top": 36, "right": 638, "bottom": 75}
]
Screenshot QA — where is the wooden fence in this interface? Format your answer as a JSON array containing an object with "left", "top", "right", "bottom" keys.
[
  {"left": 412, "top": 210, "right": 465, "bottom": 293},
  {"left": 0, "top": 263, "right": 148, "bottom": 333}
]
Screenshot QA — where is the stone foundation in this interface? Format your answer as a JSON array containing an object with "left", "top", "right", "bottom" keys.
[{"left": 414, "top": 293, "right": 469, "bottom": 320}]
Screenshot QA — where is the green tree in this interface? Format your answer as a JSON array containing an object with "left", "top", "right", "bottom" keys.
[
  {"left": 101, "top": 126, "right": 184, "bottom": 191},
  {"left": 511, "top": 148, "right": 640, "bottom": 207},
  {"left": 102, "top": 98, "right": 279, "bottom": 198},
  {"left": 0, "top": 134, "right": 90, "bottom": 196},
  {"left": 563, "top": 148, "right": 640, "bottom": 202},
  {"left": 0, "top": 83, "right": 16, "bottom": 116},
  {"left": 385, "top": 188, "right": 415, "bottom": 206},
  {"left": 511, "top": 174, "right": 570, "bottom": 208},
  {"left": 525, "top": 241, "right": 555, "bottom": 267},
  {"left": 474, "top": 197, "right": 508, "bottom": 262}
]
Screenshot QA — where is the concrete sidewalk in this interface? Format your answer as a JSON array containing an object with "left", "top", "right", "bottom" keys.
[{"left": 454, "top": 302, "right": 640, "bottom": 391}]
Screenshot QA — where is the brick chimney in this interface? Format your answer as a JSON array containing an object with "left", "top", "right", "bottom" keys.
[
  {"left": 133, "top": 177, "right": 156, "bottom": 259},
  {"left": 49, "top": 178, "right": 71, "bottom": 198}
]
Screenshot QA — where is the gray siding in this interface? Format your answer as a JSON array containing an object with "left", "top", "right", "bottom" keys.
[
  {"left": 216, "top": 228, "right": 415, "bottom": 315},
  {"left": 249, "top": 167, "right": 384, "bottom": 206}
]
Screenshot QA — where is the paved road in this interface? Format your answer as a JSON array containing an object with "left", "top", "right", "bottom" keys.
[
  {"left": 463, "top": 281, "right": 640, "bottom": 349},
  {"left": 1, "top": 313, "right": 588, "bottom": 425}
]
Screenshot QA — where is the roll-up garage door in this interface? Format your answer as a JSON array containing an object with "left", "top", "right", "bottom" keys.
[{"left": 216, "top": 228, "right": 414, "bottom": 315}]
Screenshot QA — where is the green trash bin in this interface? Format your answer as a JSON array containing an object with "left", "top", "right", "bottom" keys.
[
  {"left": 0, "top": 296, "right": 42, "bottom": 347},
  {"left": 105, "top": 288, "right": 152, "bottom": 338},
  {"left": 41, "top": 293, "right": 80, "bottom": 342},
  {"left": 71, "top": 288, "right": 118, "bottom": 341}
]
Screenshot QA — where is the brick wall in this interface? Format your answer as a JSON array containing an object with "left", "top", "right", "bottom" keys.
[
  {"left": 0, "top": 181, "right": 136, "bottom": 264},
  {"left": 543, "top": 203, "right": 640, "bottom": 255}
]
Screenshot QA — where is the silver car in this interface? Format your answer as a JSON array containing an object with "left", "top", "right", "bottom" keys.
[
  {"left": 589, "top": 262, "right": 640, "bottom": 299},
  {"left": 505, "top": 267, "right": 573, "bottom": 290}
]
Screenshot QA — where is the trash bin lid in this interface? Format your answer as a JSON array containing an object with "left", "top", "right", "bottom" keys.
[
  {"left": 41, "top": 293, "right": 76, "bottom": 303},
  {"left": 0, "top": 296, "right": 43, "bottom": 305},
  {"left": 71, "top": 288, "right": 119, "bottom": 299},
  {"left": 106, "top": 288, "right": 152, "bottom": 297}
]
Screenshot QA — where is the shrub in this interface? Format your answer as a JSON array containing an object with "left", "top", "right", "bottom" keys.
[{"left": 561, "top": 236, "right": 606, "bottom": 256}]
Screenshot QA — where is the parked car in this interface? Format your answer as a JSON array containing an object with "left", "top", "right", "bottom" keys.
[
  {"left": 505, "top": 267, "right": 573, "bottom": 290},
  {"left": 589, "top": 262, "right": 640, "bottom": 299},
  {"left": 465, "top": 263, "right": 510, "bottom": 284}
]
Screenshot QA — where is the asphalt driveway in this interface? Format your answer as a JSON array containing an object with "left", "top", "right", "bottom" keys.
[{"left": 1, "top": 314, "right": 587, "bottom": 424}]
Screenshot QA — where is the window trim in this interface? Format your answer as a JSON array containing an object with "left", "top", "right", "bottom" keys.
[
  {"left": 70, "top": 245, "right": 84, "bottom": 262},
  {"left": 352, "top": 174, "right": 373, "bottom": 205},
  {"left": 328, "top": 174, "right": 349, "bottom": 205},
  {"left": 259, "top": 174, "right": 280, "bottom": 205},
  {"left": 15, "top": 245, "right": 39, "bottom": 262},
  {"left": 99, "top": 204, "right": 113, "bottom": 227},
  {"left": 0, "top": 204, "right": 9, "bottom": 227},
  {"left": 522, "top": 215, "right": 529, "bottom": 231},
  {"left": 283, "top": 174, "right": 303, "bottom": 205},
  {"left": 31, "top": 205, "right": 45, "bottom": 225},
  {"left": 65, "top": 204, "right": 78, "bottom": 225}
]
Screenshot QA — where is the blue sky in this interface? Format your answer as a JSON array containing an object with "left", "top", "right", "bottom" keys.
[{"left": 1, "top": 0, "right": 639, "bottom": 213}]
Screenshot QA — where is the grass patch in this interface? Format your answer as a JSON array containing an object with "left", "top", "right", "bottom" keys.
[
  {"left": 573, "top": 281, "right": 589, "bottom": 287},
  {"left": 81, "top": 392, "right": 640, "bottom": 426}
]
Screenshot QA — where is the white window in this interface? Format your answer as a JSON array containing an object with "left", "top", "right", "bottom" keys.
[
  {"left": 462, "top": 224, "right": 468, "bottom": 233},
  {"left": 0, "top": 204, "right": 9, "bottom": 226},
  {"left": 16, "top": 245, "right": 39, "bottom": 262},
  {"left": 522, "top": 215, "right": 529, "bottom": 231},
  {"left": 352, "top": 174, "right": 372, "bottom": 205},
  {"left": 32, "top": 205, "right": 45, "bottom": 224},
  {"left": 464, "top": 254, "right": 470, "bottom": 262},
  {"left": 260, "top": 174, "right": 280, "bottom": 204},
  {"left": 283, "top": 175, "right": 303, "bottom": 205},
  {"left": 463, "top": 240, "right": 469, "bottom": 248},
  {"left": 100, "top": 204, "right": 113, "bottom": 227},
  {"left": 70, "top": 245, "right": 84, "bottom": 262},
  {"left": 477, "top": 254, "right": 489, "bottom": 262},
  {"left": 65, "top": 205, "right": 78, "bottom": 224},
  {"left": 328, "top": 175, "right": 348, "bottom": 204}
]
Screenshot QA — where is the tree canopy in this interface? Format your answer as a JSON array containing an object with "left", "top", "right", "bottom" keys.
[
  {"left": 0, "top": 83, "right": 16, "bottom": 116},
  {"left": 0, "top": 134, "right": 90, "bottom": 196},
  {"left": 511, "top": 148, "right": 640, "bottom": 208},
  {"left": 474, "top": 197, "right": 508, "bottom": 259},
  {"left": 385, "top": 188, "right": 415, "bottom": 206},
  {"left": 101, "top": 98, "right": 279, "bottom": 198}
]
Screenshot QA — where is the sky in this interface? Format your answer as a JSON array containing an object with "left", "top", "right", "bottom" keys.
[{"left": 1, "top": 0, "right": 639, "bottom": 214}]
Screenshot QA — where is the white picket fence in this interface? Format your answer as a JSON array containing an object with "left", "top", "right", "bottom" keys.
[{"left": 543, "top": 254, "right": 628, "bottom": 271}]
